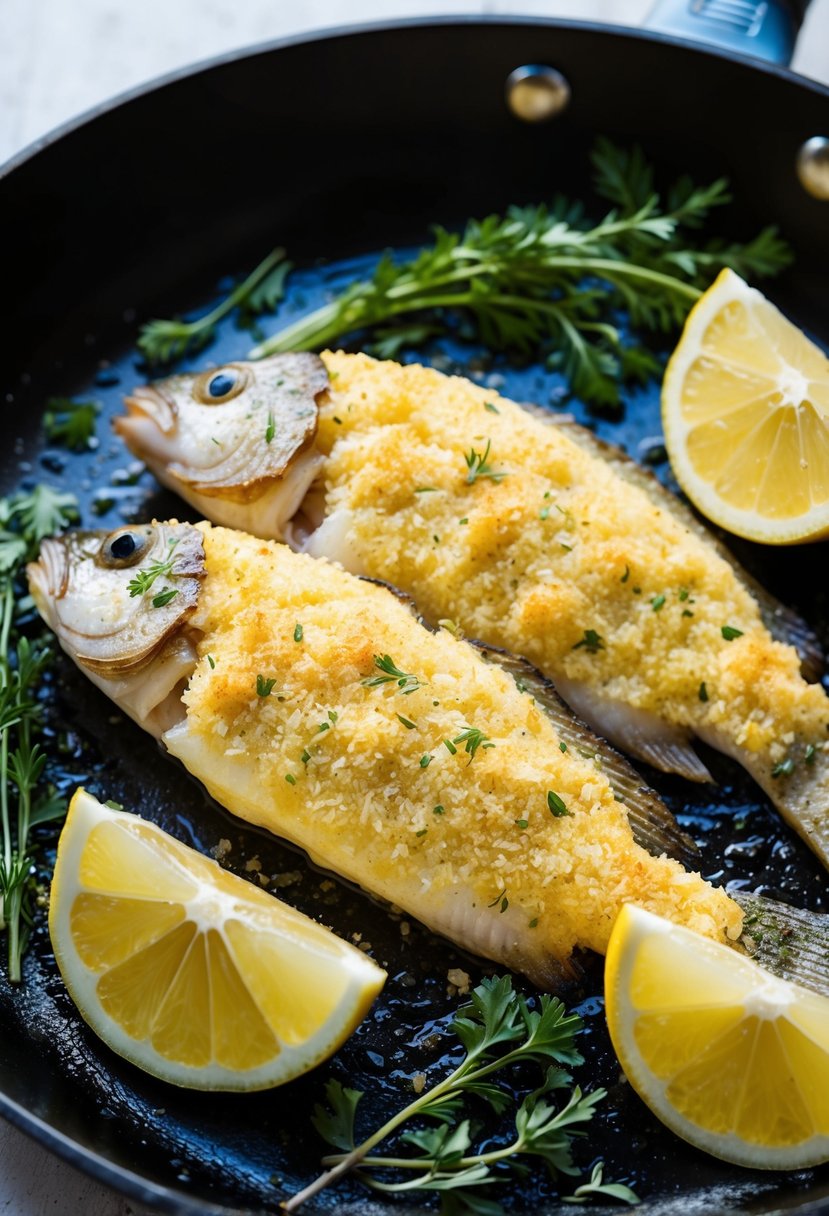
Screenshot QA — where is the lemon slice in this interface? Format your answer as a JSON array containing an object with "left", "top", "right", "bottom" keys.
[
  {"left": 662, "top": 268, "right": 829, "bottom": 543},
  {"left": 49, "top": 789, "right": 385, "bottom": 1090},
  {"left": 605, "top": 903, "right": 829, "bottom": 1169}
]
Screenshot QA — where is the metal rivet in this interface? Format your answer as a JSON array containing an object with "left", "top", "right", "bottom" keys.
[
  {"left": 506, "top": 65, "right": 571, "bottom": 123},
  {"left": 796, "top": 136, "right": 829, "bottom": 200}
]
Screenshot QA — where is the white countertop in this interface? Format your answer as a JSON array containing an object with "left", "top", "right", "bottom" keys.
[{"left": 2, "top": 1, "right": 827, "bottom": 1212}]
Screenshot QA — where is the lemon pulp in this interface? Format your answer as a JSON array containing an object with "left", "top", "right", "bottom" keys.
[{"left": 49, "top": 789, "right": 385, "bottom": 1090}]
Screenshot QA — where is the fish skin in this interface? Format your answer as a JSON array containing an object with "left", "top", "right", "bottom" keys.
[
  {"left": 115, "top": 352, "right": 829, "bottom": 871},
  {"left": 27, "top": 521, "right": 742, "bottom": 985}
]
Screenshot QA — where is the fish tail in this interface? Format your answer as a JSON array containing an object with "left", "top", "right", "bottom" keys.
[{"left": 733, "top": 890, "right": 829, "bottom": 999}]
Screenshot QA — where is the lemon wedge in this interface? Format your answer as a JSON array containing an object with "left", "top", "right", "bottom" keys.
[
  {"left": 662, "top": 268, "right": 829, "bottom": 543},
  {"left": 49, "top": 789, "right": 385, "bottom": 1090},
  {"left": 605, "top": 903, "right": 829, "bottom": 1169}
]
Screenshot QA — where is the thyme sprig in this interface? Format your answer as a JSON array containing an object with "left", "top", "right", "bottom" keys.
[
  {"left": 0, "top": 486, "right": 78, "bottom": 981},
  {"left": 465, "top": 440, "right": 507, "bottom": 486},
  {"left": 249, "top": 139, "right": 790, "bottom": 408},
  {"left": 283, "top": 976, "right": 637, "bottom": 1212},
  {"left": 127, "top": 541, "right": 178, "bottom": 598}
]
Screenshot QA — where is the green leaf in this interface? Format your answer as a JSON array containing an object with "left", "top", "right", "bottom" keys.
[
  {"left": 29, "top": 789, "right": 67, "bottom": 827},
  {"left": 564, "top": 1161, "right": 640, "bottom": 1205},
  {"left": 9, "top": 486, "right": 78, "bottom": 548},
  {"left": 43, "top": 399, "right": 100, "bottom": 450},
  {"left": 311, "top": 1079, "right": 363, "bottom": 1151},
  {"left": 451, "top": 975, "right": 526, "bottom": 1057}
]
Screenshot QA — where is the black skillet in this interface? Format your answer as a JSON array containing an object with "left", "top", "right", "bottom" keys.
[{"left": 1, "top": 8, "right": 829, "bottom": 1215}]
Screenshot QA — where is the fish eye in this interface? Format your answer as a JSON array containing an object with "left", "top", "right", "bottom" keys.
[
  {"left": 98, "top": 527, "right": 154, "bottom": 568},
  {"left": 194, "top": 365, "right": 249, "bottom": 405}
]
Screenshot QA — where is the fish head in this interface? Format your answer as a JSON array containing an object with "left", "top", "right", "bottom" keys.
[
  {"left": 27, "top": 521, "right": 205, "bottom": 679},
  {"left": 117, "top": 353, "right": 329, "bottom": 505}
]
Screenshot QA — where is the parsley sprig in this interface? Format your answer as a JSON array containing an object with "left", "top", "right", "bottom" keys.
[
  {"left": 0, "top": 487, "right": 78, "bottom": 981},
  {"left": 363, "top": 654, "right": 423, "bottom": 695},
  {"left": 249, "top": 139, "right": 790, "bottom": 408},
  {"left": 43, "top": 398, "right": 100, "bottom": 451},
  {"left": 283, "top": 976, "right": 637, "bottom": 1212},
  {"left": 137, "top": 246, "right": 291, "bottom": 364},
  {"left": 127, "top": 542, "right": 178, "bottom": 599}
]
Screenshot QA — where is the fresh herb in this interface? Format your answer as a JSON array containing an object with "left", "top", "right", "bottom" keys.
[
  {"left": 250, "top": 140, "right": 790, "bottom": 409},
  {"left": 572, "top": 629, "right": 605, "bottom": 654},
  {"left": 127, "top": 542, "right": 178, "bottom": 598},
  {"left": 415, "top": 486, "right": 438, "bottom": 494},
  {"left": 564, "top": 1162, "right": 640, "bottom": 1205},
  {"left": 515, "top": 818, "right": 529, "bottom": 829},
  {"left": 0, "top": 487, "right": 79, "bottom": 981},
  {"left": 397, "top": 714, "right": 417, "bottom": 730},
  {"left": 301, "top": 749, "right": 311, "bottom": 765},
  {"left": 43, "top": 398, "right": 99, "bottom": 450},
  {"left": 256, "top": 675, "right": 277, "bottom": 697},
  {"left": 419, "top": 754, "right": 432, "bottom": 768},
  {"left": 151, "top": 587, "right": 178, "bottom": 609},
  {"left": 283, "top": 976, "right": 635, "bottom": 1212},
  {"left": 137, "top": 246, "right": 291, "bottom": 364},
  {"left": 363, "top": 654, "right": 423, "bottom": 695},
  {"left": 547, "top": 790, "right": 570, "bottom": 817},
  {"left": 464, "top": 439, "right": 507, "bottom": 485},
  {"left": 265, "top": 412, "right": 275, "bottom": 444},
  {"left": 721, "top": 625, "right": 744, "bottom": 641},
  {"left": 452, "top": 726, "right": 495, "bottom": 762},
  {"left": 620, "top": 565, "right": 630, "bottom": 583},
  {"left": 294, "top": 622, "right": 304, "bottom": 643},
  {"left": 805, "top": 744, "right": 816, "bottom": 766},
  {"left": 285, "top": 773, "right": 297, "bottom": 786},
  {"left": 207, "top": 654, "right": 216, "bottom": 669},
  {"left": 484, "top": 401, "right": 500, "bottom": 414},
  {"left": 650, "top": 594, "right": 665, "bottom": 612},
  {"left": 698, "top": 681, "right": 709, "bottom": 703},
  {"left": 678, "top": 588, "right": 690, "bottom": 602},
  {"left": 771, "top": 758, "right": 795, "bottom": 778},
  {"left": 433, "top": 805, "right": 445, "bottom": 815},
  {"left": 559, "top": 741, "right": 567, "bottom": 752},
  {"left": 443, "top": 738, "right": 458, "bottom": 755}
]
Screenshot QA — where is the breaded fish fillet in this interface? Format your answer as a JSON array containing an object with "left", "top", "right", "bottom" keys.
[{"left": 28, "top": 521, "right": 741, "bottom": 985}]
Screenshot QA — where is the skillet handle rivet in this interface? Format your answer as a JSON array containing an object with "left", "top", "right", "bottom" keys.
[
  {"left": 506, "top": 66, "right": 571, "bottom": 123},
  {"left": 796, "top": 137, "right": 829, "bottom": 201}
]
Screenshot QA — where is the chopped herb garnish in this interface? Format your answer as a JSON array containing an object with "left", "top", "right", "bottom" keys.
[
  {"left": 772, "top": 757, "right": 795, "bottom": 778},
  {"left": 698, "top": 681, "right": 709, "bottom": 702},
  {"left": 515, "top": 819, "right": 529, "bottom": 829},
  {"left": 285, "top": 773, "right": 297, "bottom": 785},
  {"left": 682, "top": 609, "right": 694, "bottom": 618},
  {"left": 572, "top": 629, "right": 605, "bottom": 654},
  {"left": 127, "top": 541, "right": 178, "bottom": 598},
  {"left": 464, "top": 439, "right": 507, "bottom": 485},
  {"left": 678, "top": 588, "right": 690, "bottom": 601},
  {"left": 414, "top": 486, "right": 437, "bottom": 493},
  {"left": 415, "top": 828, "right": 428, "bottom": 838},
  {"left": 397, "top": 714, "right": 417, "bottom": 730},
  {"left": 459, "top": 517, "right": 468, "bottom": 526},
  {"left": 722, "top": 625, "right": 744, "bottom": 641},
  {"left": 433, "top": 804, "right": 445, "bottom": 815},
  {"left": 539, "top": 505, "right": 551, "bottom": 521},
  {"left": 301, "top": 749, "right": 311, "bottom": 765},
  {"left": 547, "top": 790, "right": 570, "bottom": 817},
  {"left": 559, "top": 741, "right": 567, "bottom": 752},
  {"left": 256, "top": 675, "right": 277, "bottom": 697},
  {"left": 805, "top": 743, "right": 817, "bottom": 765},
  {"left": 294, "top": 622, "right": 303, "bottom": 643},
  {"left": 328, "top": 710, "right": 338, "bottom": 723},
  {"left": 528, "top": 917, "right": 539, "bottom": 928},
  {"left": 484, "top": 401, "right": 500, "bottom": 414},
  {"left": 487, "top": 888, "right": 508, "bottom": 910},
  {"left": 443, "top": 738, "right": 458, "bottom": 755},
  {"left": 650, "top": 594, "right": 665, "bottom": 612},
  {"left": 419, "top": 754, "right": 432, "bottom": 768},
  {"left": 317, "top": 722, "right": 330, "bottom": 733},
  {"left": 620, "top": 565, "right": 630, "bottom": 583},
  {"left": 151, "top": 586, "right": 178, "bottom": 609},
  {"left": 363, "top": 654, "right": 422, "bottom": 695},
  {"left": 452, "top": 726, "right": 495, "bottom": 761},
  {"left": 265, "top": 412, "right": 275, "bottom": 444}
]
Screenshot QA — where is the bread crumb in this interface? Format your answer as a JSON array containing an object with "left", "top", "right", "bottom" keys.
[
  {"left": 212, "top": 838, "right": 232, "bottom": 860},
  {"left": 412, "top": 1073, "right": 427, "bottom": 1094},
  {"left": 245, "top": 856, "right": 262, "bottom": 873},
  {"left": 447, "top": 968, "right": 471, "bottom": 995}
]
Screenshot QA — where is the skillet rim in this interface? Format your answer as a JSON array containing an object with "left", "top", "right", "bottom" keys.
[
  {"left": 2, "top": 13, "right": 829, "bottom": 1216},
  {"left": 1, "top": 12, "right": 828, "bottom": 184}
]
